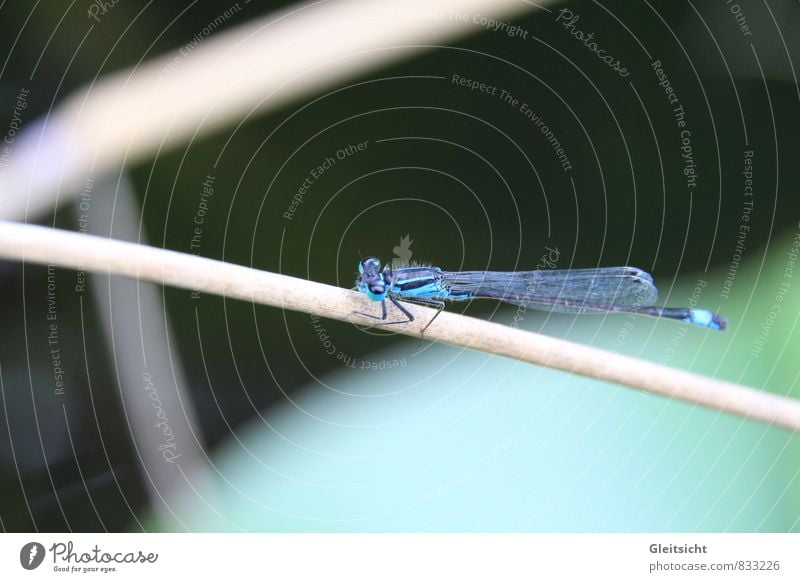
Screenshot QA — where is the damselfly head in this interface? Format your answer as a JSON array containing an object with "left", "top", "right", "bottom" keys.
[
  {"left": 359, "top": 257, "right": 381, "bottom": 274},
  {"left": 356, "top": 257, "right": 387, "bottom": 300}
]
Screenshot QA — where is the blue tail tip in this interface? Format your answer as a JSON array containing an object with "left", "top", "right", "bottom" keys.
[
  {"left": 690, "top": 309, "right": 727, "bottom": 331},
  {"left": 714, "top": 314, "right": 728, "bottom": 331}
]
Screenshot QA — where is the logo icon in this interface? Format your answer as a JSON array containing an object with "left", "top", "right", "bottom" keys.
[
  {"left": 392, "top": 234, "right": 414, "bottom": 266},
  {"left": 20, "top": 542, "right": 45, "bottom": 570}
]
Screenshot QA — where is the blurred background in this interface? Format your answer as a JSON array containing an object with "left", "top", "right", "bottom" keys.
[{"left": 0, "top": 0, "right": 799, "bottom": 532}]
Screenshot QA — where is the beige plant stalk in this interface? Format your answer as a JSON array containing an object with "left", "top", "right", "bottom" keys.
[{"left": 2, "top": 220, "right": 798, "bottom": 432}]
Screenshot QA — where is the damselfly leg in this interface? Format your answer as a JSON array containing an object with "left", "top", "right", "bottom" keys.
[{"left": 353, "top": 295, "right": 445, "bottom": 337}]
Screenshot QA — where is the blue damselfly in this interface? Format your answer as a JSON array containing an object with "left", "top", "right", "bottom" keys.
[{"left": 354, "top": 257, "right": 727, "bottom": 333}]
